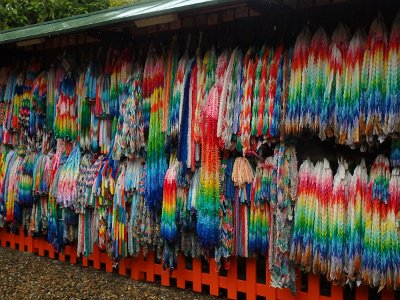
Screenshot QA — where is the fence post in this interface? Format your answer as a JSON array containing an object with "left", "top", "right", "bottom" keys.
[
  {"left": 308, "top": 273, "right": 320, "bottom": 300},
  {"left": 130, "top": 254, "right": 140, "bottom": 280},
  {"left": 119, "top": 258, "right": 127, "bottom": 276},
  {"left": 47, "top": 242, "right": 55, "bottom": 259},
  {"left": 227, "top": 258, "right": 238, "bottom": 299},
  {"left": 1, "top": 228, "right": 400, "bottom": 300},
  {"left": 18, "top": 227, "right": 25, "bottom": 252},
  {"left": 331, "top": 284, "right": 343, "bottom": 300},
  {"left": 381, "top": 289, "right": 394, "bottom": 300},
  {"left": 92, "top": 245, "right": 101, "bottom": 269},
  {"left": 25, "top": 231, "right": 33, "bottom": 253},
  {"left": 246, "top": 258, "right": 257, "bottom": 300},
  {"left": 209, "top": 259, "right": 220, "bottom": 297},
  {"left": 192, "top": 257, "right": 202, "bottom": 293},
  {"left": 175, "top": 254, "right": 186, "bottom": 289},
  {"left": 146, "top": 252, "right": 155, "bottom": 282},
  {"left": 355, "top": 285, "right": 369, "bottom": 300}
]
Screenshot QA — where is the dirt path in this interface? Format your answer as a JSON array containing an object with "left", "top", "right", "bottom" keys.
[{"left": 0, "top": 247, "right": 216, "bottom": 300}]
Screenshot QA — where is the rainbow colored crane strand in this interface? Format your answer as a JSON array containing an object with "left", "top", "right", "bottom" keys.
[
  {"left": 217, "top": 48, "right": 243, "bottom": 149},
  {"left": 77, "top": 70, "right": 91, "bottom": 151},
  {"left": 76, "top": 153, "right": 92, "bottom": 212},
  {"left": 342, "top": 29, "right": 366, "bottom": 147},
  {"left": 18, "top": 153, "right": 37, "bottom": 206},
  {"left": 31, "top": 71, "right": 47, "bottom": 140},
  {"left": 387, "top": 167, "right": 400, "bottom": 289},
  {"left": 346, "top": 159, "right": 368, "bottom": 283},
  {"left": 0, "top": 148, "right": 10, "bottom": 224},
  {"left": 239, "top": 48, "right": 256, "bottom": 154},
  {"left": 328, "top": 158, "right": 351, "bottom": 282},
  {"left": 30, "top": 152, "right": 51, "bottom": 234},
  {"left": 113, "top": 65, "right": 145, "bottom": 160},
  {"left": 386, "top": 12, "right": 400, "bottom": 135},
  {"left": 290, "top": 159, "right": 333, "bottom": 274},
  {"left": 145, "top": 56, "right": 167, "bottom": 212},
  {"left": 197, "top": 86, "right": 220, "bottom": 250},
  {"left": 250, "top": 46, "right": 265, "bottom": 136},
  {"left": 112, "top": 163, "right": 127, "bottom": 258},
  {"left": 304, "top": 28, "right": 330, "bottom": 133},
  {"left": 9, "top": 72, "right": 24, "bottom": 134},
  {"left": 248, "top": 159, "right": 271, "bottom": 256},
  {"left": 161, "top": 159, "right": 179, "bottom": 245},
  {"left": 143, "top": 50, "right": 155, "bottom": 134},
  {"left": 391, "top": 139, "right": 400, "bottom": 168},
  {"left": 215, "top": 157, "right": 234, "bottom": 264},
  {"left": 160, "top": 159, "right": 183, "bottom": 269},
  {"left": 5, "top": 153, "right": 23, "bottom": 224},
  {"left": 162, "top": 37, "right": 178, "bottom": 133},
  {"left": 54, "top": 73, "right": 78, "bottom": 140},
  {"left": 312, "top": 159, "right": 332, "bottom": 275},
  {"left": 193, "top": 48, "right": 216, "bottom": 144},
  {"left": 290, "top": 158, "right": 316, "bottom": 271},
  {"left": 365, "top": 16, "right": 388, "bottom": 142},
  {"left": 285, "top": 28, "right": 310, "bottom": 136},
  {"left": 19, "top": 62, "right": 40, "bottom": 141},
  {"left": 3, "top": 151, "right": 17, "bottom": 223},
  {"left": 363, "top": 155, "right": 390, "bottom": 287},
  {"left": 327, "top": 24, "right": 350, "bottom": 143},
  {"left": 187, "top": 52, "right": 200, "bottom": 170},
  {"left": 56, "top": 146, "right": 81, "bottom": 208},
  {"left": 266, "top": 44, "right": 284, "bottom": 138},
  {"left": 46, "top": 66, "right": 60, "bottom": 132},
  {"left": 47, "top": 140, "right": 65, "bottom": 251},
  {"left": 178, "top": 58, "right": 197, "bottom": 172},
  {"left": 169, "top": 48, "right": 188, "bottom": 140}
]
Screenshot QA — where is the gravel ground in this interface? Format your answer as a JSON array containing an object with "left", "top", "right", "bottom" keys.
[{"left": 0, "top": 247, "right": 216, "bottom": 300}]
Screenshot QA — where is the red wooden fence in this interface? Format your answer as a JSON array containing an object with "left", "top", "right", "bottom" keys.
[{"left": 0, "top": 227, "right": 396, "bottom": 300}]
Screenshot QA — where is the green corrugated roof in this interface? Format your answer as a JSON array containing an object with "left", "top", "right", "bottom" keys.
[{"left": 0, "top": 0, "right": 238, "bottom": 45}]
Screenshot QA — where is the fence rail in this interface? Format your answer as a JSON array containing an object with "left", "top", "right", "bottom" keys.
[{"left": 0, "top": 227, "right": 396, "bottom": 300}]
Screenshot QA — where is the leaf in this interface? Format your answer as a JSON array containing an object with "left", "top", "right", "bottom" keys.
[{"left": 0, "top": 0, "right": 139, "bottom": 30}]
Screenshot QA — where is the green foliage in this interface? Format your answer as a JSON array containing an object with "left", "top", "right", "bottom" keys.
[
  {"left": 0, "top": 0, "right": 110, "bottom": 30},
  {"left": 109, "top": 0, "right": 142, "bottom": 7}
]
